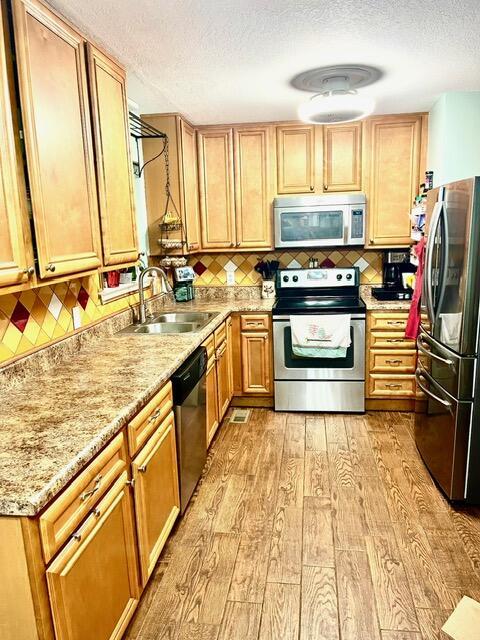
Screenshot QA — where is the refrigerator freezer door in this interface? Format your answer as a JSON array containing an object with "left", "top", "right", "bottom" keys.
[
  {"left": 415, "top": 366, "right": 471, "bottom": 501},
  {"left": 416, "top": 328, "right": 475, "bottom": 400}
]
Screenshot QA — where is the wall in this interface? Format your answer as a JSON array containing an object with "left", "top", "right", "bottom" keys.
[
  {"left": 428, "top": 91, "right": 480, "bottom": 187},
  {"left": 0, "top": 275, "right": 153, "bottom": 366},
  {"left": 188, "top": 248, "right": 383, "bottom": 286}
]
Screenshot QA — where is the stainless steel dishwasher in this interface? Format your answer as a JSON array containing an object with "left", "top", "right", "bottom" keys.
[{"left": 171, "top": 346, "right": 207, "bottom": 514}]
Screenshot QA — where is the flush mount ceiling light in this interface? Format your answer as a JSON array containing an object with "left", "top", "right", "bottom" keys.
[{"left": 292, "top": 65, "right": 381, "bottom": 124}]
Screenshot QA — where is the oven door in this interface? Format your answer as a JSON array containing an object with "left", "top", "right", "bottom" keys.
[
  {"left": 273, "top": 315, "right": 365, "bottom": 381},
  {"left": 274, "top": 205, "right": 348, "bottom": 248}
]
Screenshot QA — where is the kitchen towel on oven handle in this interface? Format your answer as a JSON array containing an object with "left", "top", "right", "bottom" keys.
[{"left": 290, "top": 314, "right": 351, "bottom": 358}]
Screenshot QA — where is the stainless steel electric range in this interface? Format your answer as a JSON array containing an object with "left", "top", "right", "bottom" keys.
[{"left": 273, "top": 267, "right": 366, "bottom": 412}]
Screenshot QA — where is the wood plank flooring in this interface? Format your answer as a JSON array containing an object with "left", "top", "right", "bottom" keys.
[{"left": 125, "top": 410, "right": 480, "bottom": 640}]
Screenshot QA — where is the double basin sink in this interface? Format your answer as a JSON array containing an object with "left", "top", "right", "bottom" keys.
[{"left": 118, "top": 311, "right": 219, "bottom": 335}]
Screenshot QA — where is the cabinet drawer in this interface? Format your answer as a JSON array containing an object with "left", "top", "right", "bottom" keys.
[
  {"left": 128, "top": 381, "right": 173, "bottom": 456},
  {"left": 368, "top": 374, "right": 416, "bottom": 397},
  {"left": 369, "top": 332, "right": 415, "bottom": 349},
  {"left": 369, "top": 350, "right": 417, "bottom": 373},
  {"left": 240, "top": 314, "right": 270, "bottom": 331},
  {"left": 202, "top": 334, "right": 216, "bottom": 368},
  {"left": 370, "top": 312, "right": 408, "bottom": 331},
  {"left": 214, "top": 321, "right": 226, "bottom": 348},
  {"left": 39, "top": 431, "right": 128, "bottom": 563}
]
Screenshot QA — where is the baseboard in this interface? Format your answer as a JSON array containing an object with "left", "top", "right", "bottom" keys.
[
  {"left": 365, "top": 398, "right": 415, "bottom": 411},
  {"left": 231, "top": 396, "right": 274, "bottom": 408}
]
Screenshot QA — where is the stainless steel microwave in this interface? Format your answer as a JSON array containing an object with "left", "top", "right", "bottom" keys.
[{"left": 273, "top": 193, "right": 366, "bottom": 248}]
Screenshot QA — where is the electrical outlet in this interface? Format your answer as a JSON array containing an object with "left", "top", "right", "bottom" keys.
[
  {"left": 72, "top": 306, "right": 82, "bottom": 330},
  {"left": 226, "top": 271, "right": 235, "bottom": 286}
]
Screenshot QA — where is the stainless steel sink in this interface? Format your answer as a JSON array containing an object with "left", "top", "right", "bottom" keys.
[
  {"left": 117, "top": 311, "right": 218, "bottom": 335},
  {"left": 149, "top": 312, "right": 217, "bottom": 324}
]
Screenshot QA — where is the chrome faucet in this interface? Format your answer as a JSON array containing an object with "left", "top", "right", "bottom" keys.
[{"left": 138, "top": 266, "right": 172, "bottom": 324}]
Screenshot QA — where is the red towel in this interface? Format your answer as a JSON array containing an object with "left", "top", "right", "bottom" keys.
[{"left": 405, "top": 236, "right": 427, "bottom": 339}]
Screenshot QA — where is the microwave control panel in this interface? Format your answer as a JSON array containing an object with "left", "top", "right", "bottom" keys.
[{"left": 351, "top": 208, "right": 365, "bottom": 239}]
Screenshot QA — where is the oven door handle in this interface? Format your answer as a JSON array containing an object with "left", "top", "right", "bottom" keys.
[
  {"left": 272, "top": 314, "right": 366, "bottom": 321},
  {"left": 415, "top": 366, "right": 452, "bottom": 409}
]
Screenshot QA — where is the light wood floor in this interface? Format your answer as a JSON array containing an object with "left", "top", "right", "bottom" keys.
[{"left": 125, "top": 410, "right": 480, "bottom": 640}]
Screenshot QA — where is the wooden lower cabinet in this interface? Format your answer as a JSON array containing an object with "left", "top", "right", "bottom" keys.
[
  {"left": 366, "top": 310, "right": 422, "bottom": 409},
  {"left": 205, "top": 359, "right": 219, "bottom": 447},
  {"left": 216, "top": 339, "right": 231, "bottom": 421},
  {"left": 46, "top": 472, "right": 139, "bottom": 640},
  {"left": 240, "top": 331, "right": 272, "bottom": 394},
  {"left": 132, "top": 412, "right": 180, "bottom": 586}
]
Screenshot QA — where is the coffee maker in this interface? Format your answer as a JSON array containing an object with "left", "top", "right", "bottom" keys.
[{"left": 373, "top": 250, "right": 416, "bottom": 301}]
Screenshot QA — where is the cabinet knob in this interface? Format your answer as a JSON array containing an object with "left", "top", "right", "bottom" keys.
[
  {"left": 23, "top": 266, "right": 35, "bottom": 276},
  {"left": 309, "top": 185, "right": 314, "bottom": 191},
  {"left": 369, "top": 239, "right": 374, "bottom": 244},
  {"left": 236, "top": 242, "right": 241, "bottom": 247},
  {"left": 324, "top": 184, "right": 328, "bottom": 191},
  {"left": 230, "top": 242, "right": 235, "bottom": 247},
  {"left": 45, "top": 263, "right": 56, "bottom": 272}
]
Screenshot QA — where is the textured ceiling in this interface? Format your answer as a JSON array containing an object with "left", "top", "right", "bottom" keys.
[{"left": 49, "top": 0, "right": 480, "bottom": 124}]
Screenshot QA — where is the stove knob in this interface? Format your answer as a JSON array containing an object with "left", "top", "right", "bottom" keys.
[
  {"left": 292, "top": 275, "right": 299, "bottom": 283},
  {"left": 283, "top": 275, "right": 289, "bottom": 283},
  {"left": 336, "top": 274, "right": 343, "bottom": 280},
  {"left": 346, "top": 273, "right": 352, "bottom": 280}
]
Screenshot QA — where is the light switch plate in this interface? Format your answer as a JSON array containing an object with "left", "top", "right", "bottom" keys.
[
  {"left": 226, "top": 271, "right": 235, "bottom": 286},
  {"left": 72, "top": 306, "right": 82, "bottom": 330}
]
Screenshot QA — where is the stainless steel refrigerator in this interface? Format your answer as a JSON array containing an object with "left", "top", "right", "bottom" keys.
[{"left": 415, "top": 177, "right": 480, "bottom": 502}]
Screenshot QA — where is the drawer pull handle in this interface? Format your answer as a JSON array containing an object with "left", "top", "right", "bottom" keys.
[
  {"left": 386, "top": 339, "right": 403, "bottom": 343},
  {"left": 247, "top": 322, "right": 264, "bottom": 327},
  {"left": 386, "top": 321, "right": 404, "bottom": 326},
  {"left": 149, "top": 408, "right": 162, "bottom": 422},
  {"left": 385, "top": 383, "right": 402, "bottom": 389},
  {"left": 80, "top": 475, "right": 103, "bottom": 502},
  {"left": 385, "top": 359, "right": 402, "bottom": 365}
]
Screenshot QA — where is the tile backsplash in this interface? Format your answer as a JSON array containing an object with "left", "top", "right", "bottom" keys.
[
  {"left": 188, "top": 249, "right": 383, "bottom": 287},
  {"left": 0, "top": 275, "right": 150, "bottom": 366}
]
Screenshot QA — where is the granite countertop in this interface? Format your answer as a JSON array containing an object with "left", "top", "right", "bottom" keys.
[
  {"left": 360, "top": 285, "right": 413, "bottom": 311},
  {"left": 0, "top": 298, "right": 274, "bottom": 517}
]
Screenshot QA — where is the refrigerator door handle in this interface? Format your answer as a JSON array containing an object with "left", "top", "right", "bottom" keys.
[
  {"left": 424, "top": 201, "right": 443, "bottom": 325},
  {"left": 415, "top": 366, "right": 452, "bottom": 409},
  {"left": 416, "top": 334, "right": 454, "bottom": 367}
]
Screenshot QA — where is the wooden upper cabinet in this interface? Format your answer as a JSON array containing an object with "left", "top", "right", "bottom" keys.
[
  {"left": 13, "top": 0, "right": 101, "bottom": 279},
  {"left": 0, "top": 1, "right": 33, "bottom": 289},
  {"left": 365, "top": 114, "right": 425, "bottom": 247},
  {"left": 276, "top": 124, "right": 315, "bottom": 194},
  {"left": 87, "top": 44, "right": 138, "bottom": 266},
  {"left": 179, "top": 119, "right": 201, "bottom": 252},
  {"left": 197, "top": 127, "right": 236, "bottom": 250},
  {"left": 234, "top": 126, "right": 272, "bottom": 249},
  {"left": 323, "top": 122, "right": 362, "bottom": 192}
]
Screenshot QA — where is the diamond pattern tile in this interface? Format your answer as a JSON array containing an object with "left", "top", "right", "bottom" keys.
[
  {"left": 77, "top": 286, "right": 90, "bottom": 310},
  {"left": 10, "top": 301, "right": 30, "bottom": 333},
  {"left": 188, "top": 249, "right": 383, "bottom": 287},
  {"left": 48, "top": 293, "right": 63, "bottom": 320}
]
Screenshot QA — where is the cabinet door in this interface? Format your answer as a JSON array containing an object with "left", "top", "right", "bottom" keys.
[
  {"left": 0, "top": 1, "right": 32, "bottom": 288},
  {"left": 46, "top": 472, "right": 139, "bottom": 640},
  {"left": 179, "top": 119, "right": 201, "bottom": 252},
  {"left": 206, "top": 361, "right": 219, "bottom": 447},
  {"left": 241, "top": 331, "right": 272, "bottom": 394},
  {"left": 323, "top": 122, "right": 362, "bottom": 192},
  {"left": 197, "top": 128, "right": 236, "bottom": 249},
  {"left": 13, "top": 0, "right": 101, "bottom": 278},
  {"left": 366, "top": 114, "right": 423, "bottom": 246},
  {"left": 276, "top": 124, "right": 315, "bottom": 194},
  {"left": 87, "top": 44, "right": 138, "bottom": 266},
  {"left": 216, "top": 342, "right": 230, "bottom": 420},
  {"left": 226, "top": 317, "right": 234, "bottom": 402},
  {"left": 234, "top": 126, "right": 272, "bottom": 249},
  {"left": 132, "top": 412, "right": 180, "bottom": 586}
]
